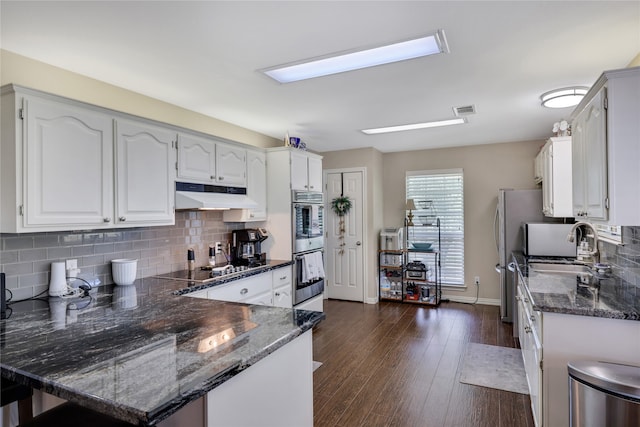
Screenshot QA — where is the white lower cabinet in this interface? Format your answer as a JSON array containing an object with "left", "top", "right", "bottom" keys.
[
  {"left": 517, "top": 279, "right": 542, "bottom": 427},
  {"left": 517, "top": 271, "right": 640, "bottom": 427},
  {"left": 272, "top": 266, "right": 293, "bottom": 308},
  {"left": 185, "top": 266, "right": 292, "bottom": 308},
  {"left": 206, "top": 274, "right": 271, "bottom": 303}
]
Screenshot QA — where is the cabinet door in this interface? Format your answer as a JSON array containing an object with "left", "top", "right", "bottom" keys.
[
  {"left": 307, "top": 156, "right": 323, "bottom": 192},
  {"left": 272, "top": 267, "right": 293, "bottom": 308},
  {"left": 24, "top": 96, "right": 113, "bottom": 228},
  {"left": 244, "top": 291, "right": 273, "bottom": 306},
  {"left": 247, "top": 150, "right": 267, "bottom": 220},
  {"left": 115, "top": 119, "right": 176, "bottom": 225},
  {"left": 572, "top": 115, "right": 587, "bottom": 217},
  {"left": 177, "top": 133, "right": 215, "bottom": 183},
  {"left": 541, "top": 143, "right": 553, "bottom": 216},
  {"left": 290, "top": 151, "right": 309, "bottom": 191},
  {"left": 216, "top": 143, "right": 246, "bottom": 187},
  {"left": 583, "top": 88, "right": 608, "bottom": 221}
]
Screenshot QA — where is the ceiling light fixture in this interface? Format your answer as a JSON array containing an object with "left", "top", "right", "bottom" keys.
[
  {"left": 362, "top": 117, "right": 466, "bottom": 135},
  {"left": 261, "top": 30, "right": 449, "bottom": 83},
  {"left": 540, "top": 86, "right": 589, "bottom": 108}
]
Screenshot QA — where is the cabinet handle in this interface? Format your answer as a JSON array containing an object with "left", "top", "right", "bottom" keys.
[
  {"left": 515, "top": 295, "right": 521, "bottom": 301},
  {"left": 210, "top": 175, "right": 215, "bottom": 180},
  {"left": 103, "top": 217, "right": 111, "bottom": 223},
  {"left": 524, "top": 326, "right": 532, "bottom": 333},
  {"left": 218, "top": 176, "right": 224, "bottom": 181},
  {"left": 240, "top": 288, "right": 248, "bottom": 295},
  {"left": 356, "top": 241, "right": 362, "bottom": 246},
  {"left": 530, "top": 315, "right": 536, "bottom": 322},
  {"left": 275, "top": 292, "right": 280, "bottom": 296},
  {"left": 119, "top": 216, "right": 126, "bottom": 222},
  {"left": 524, "top": 297, "right": 529, "bottom": 303},
  {"left": 310, "top": 185, "right": 314, "bottom": 189}
]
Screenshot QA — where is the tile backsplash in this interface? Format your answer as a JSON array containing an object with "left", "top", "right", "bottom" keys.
[
  {"left": 600, "top": 226, "right": 640, "bottom": 287},
  {"left": 0, "top": 211, "right": 244, "bottom": 301}
]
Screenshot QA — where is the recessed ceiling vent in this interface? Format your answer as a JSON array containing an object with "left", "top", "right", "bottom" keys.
[{"left": 453, "top": 105, "right": 476, "bottom": 116}]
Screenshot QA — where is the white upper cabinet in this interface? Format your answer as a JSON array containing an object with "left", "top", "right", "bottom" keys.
[
  {"left": 177, "top": 133, "right": 216, "bottom": 183},
  {"left": 177, "top": 135, "right": 247, "bottom": 187},
  {"left": 540, "top": 136, "right": 572, "bottom": 218},
  {"left": 570, "top": 67, "right": 640, "bottom": 224},
  {"left": 216, "top": 143, "right": 246, "bottom": 187},
  {"left": 0, "top": 85, "right": 176, "bottom": 233},
  {"left": 291, "top": 150, "right": 322, "bottom": 192},
  {"left": 115, "top": 118, "right": 176, "bottom": 226},
  {"left": 572, "top": 88, "right": 607, "bottom": 221},
  {"left": 23, "top": 95, "right": 115, "bottom": 229},
  {"left": 223, "top": 149, "right": 267, "bottom": 222}
]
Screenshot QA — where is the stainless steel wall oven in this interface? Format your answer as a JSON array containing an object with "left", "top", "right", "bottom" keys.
[{"left": 291, "top": 191, "right": 324, "bottom": 305}]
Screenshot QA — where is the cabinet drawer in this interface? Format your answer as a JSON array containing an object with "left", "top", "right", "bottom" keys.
[
  {"left": 272, "top": 266, "right": 292, "bottom": 288},
  {"left": 206, "top": 273, "right": 271, "bottom": 303}
]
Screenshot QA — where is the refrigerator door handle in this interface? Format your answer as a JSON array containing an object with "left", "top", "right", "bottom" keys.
[{"left": 493, "top": 204, "right": 500, "bottom": 255}]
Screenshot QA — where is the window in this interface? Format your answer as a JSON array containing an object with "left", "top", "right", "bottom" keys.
[{"left": 406, "top": 169, "right": 464, "bottom": 286}]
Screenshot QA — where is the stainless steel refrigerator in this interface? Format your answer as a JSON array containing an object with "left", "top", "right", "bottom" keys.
[{"left": 494, "top": 189, "right": 543, "bottom": 327}]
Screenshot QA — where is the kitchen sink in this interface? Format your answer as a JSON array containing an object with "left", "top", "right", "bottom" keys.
[{"left": 528, "top": 262, "right": 592, "bottom": 274}]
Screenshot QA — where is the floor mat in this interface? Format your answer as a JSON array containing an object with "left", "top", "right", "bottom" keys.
[{"left": 459, "top": 343, "right": 529, "bottom": 395}]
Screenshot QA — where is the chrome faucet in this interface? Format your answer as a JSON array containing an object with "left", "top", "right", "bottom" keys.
[{"left": 566, "top": 221, "right": 600, "bottom": 265}]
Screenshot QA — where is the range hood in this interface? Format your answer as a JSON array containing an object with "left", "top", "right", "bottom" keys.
[{"left": 175, "top": 182, "right": 258, "bottom": 210}]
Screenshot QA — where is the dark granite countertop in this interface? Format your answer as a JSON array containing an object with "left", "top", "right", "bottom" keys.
[
  {"left": 0, "top": 263, "right": 324, "bottom": 426},
  {"left": 513, "top": 252, "right": 639, "bottom": 321}
]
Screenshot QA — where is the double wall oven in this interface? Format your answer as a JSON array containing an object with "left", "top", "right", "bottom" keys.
[{"left": 292, "top": 191, "right": 325, "bottom": 306}]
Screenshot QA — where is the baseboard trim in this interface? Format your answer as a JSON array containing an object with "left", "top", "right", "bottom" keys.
[{"left": 442, "top": 295, "right": 500, "bottom": 306}]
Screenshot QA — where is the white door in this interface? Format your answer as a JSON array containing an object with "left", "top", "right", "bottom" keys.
[{"left": 326, "top": 171, "right": 364, "bottom": 302}]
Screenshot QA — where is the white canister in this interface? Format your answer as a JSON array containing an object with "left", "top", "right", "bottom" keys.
[
  {"left": 111, "top": 259, "right": 138, "bottom": 286},
  {"left": 49, "top": 261, "right": 68, "bottom": 296}
]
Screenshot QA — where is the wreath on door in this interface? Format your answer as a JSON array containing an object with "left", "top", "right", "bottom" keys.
[{"left": 331, "top": 196, "right": 352, "bottom": 255}]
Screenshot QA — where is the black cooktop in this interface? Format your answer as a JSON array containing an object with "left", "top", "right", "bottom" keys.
[{"left": 153, "top": 265, "right": 262, "bottom": 283}]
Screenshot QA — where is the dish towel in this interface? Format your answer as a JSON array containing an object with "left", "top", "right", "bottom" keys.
[
  {"left": 301, "top": 252, "right": 324, "bottom": 283},
  {"left": 302, "top": 254, "right": 314, "bottom": 283},
  {"left": 314, "top": 251, "right": 325, "bottom": 279}
]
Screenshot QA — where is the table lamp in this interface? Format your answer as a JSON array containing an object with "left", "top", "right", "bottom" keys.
[{"left": 406, "top": 199, "right": 417, "bottom": 226}]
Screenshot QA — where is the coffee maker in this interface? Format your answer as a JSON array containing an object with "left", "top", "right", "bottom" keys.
[{"left": 231, "top": 228, "right": 268, "bottom": 267}]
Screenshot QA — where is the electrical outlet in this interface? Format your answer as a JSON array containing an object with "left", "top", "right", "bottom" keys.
[
  {"left": 65, "top": 259, "right": 78, "bottom": 270},
  {"left": 215, "top": 242, "right": 222, "bottom": 254},
  {"left": 474, "top": 276, "right": 480, "bottom": 286}
]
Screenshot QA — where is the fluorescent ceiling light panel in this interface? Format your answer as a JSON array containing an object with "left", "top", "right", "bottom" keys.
[
  {"left": 262, "top": 30, "right": 449, "bottom": 83},
  {"left": 362, "top": 118, "right": 466, "bottom": 135}
]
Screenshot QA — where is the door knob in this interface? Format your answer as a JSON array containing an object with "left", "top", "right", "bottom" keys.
[
  {"left": 356, "top": 241, "right": 361, "bottom": 246},
  {"left": 119, "top": 217, "right": 126, "bottom": 222}
]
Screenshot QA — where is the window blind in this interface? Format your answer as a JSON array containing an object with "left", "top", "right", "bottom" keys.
[{"left": 406, "top": 169, "right": 464, "bottom": 286}]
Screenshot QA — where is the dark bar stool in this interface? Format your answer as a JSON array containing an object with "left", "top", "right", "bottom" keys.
[
  {"left": 0, "top": 379, "right": 33, "bottom": 424},
  {"left": 18, "top": 402, "right": 135, "bottom": 427}
]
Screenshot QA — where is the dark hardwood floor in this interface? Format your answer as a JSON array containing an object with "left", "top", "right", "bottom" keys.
[{"left": 312, "top": 300, "right": 535, "bottom": 427}]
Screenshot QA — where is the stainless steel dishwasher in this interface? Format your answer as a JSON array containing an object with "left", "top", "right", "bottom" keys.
[{"left": 568, "top": 361, "right": 640, "bottom": 427}]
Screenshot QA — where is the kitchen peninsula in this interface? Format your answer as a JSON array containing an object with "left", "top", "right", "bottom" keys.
[{"left": 0, "top": 272, "right": 324, "bottom": 426}]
